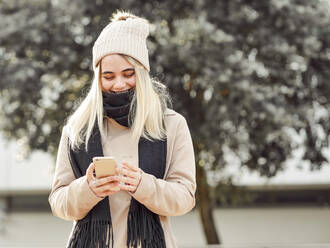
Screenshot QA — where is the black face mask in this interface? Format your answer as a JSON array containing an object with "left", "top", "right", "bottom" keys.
[{"left": 102, "top": 88, "right": 135, "bottom": 127}]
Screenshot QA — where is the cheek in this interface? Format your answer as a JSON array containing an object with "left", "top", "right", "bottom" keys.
[
  {"left": 127, "top": 75, "right": 136, "bottom": 87},
  {"left": 101, "top": 78, "right": 113, "bottom": 90}
]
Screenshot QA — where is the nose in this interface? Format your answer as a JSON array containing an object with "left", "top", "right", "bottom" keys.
[{"left": 112, "top": 78, "right": 126, "bottom": 90}]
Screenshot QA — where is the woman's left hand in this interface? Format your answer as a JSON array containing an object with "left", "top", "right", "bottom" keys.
[{"left": 116, "top": 162, "right": 142, "bottom": 193}]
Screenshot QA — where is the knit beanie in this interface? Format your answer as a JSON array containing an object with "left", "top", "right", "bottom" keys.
[{"left": 92, "top": 12, "right": 150, "bottom": 71}]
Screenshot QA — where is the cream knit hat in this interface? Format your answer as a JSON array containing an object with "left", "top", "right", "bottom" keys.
[{"left": 92, "top": 13, "right": 150, "bottom": 71}]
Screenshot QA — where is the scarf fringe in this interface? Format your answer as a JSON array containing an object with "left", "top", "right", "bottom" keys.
[
  {"left": 67, "top": 122, "right": 167, "bottom": 248},
  {"left": 67, "top": 219, "right": 113, "bottom": 248},
  {"left": 127, "top": 200, "right": 166, "bottom": 248}
]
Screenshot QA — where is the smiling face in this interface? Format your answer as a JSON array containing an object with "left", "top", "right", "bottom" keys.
[{"left": 100, "top": 54, "right": 136, "bottom": 93}]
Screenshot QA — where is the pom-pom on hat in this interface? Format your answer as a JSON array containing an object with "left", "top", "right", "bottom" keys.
[{"left": 92, "top": 10, "right": 150, "bottom": 71}]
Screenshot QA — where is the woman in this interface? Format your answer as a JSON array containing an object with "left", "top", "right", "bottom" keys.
[{"left": 48, "top": 10, "right": 196, "bottom": 248}]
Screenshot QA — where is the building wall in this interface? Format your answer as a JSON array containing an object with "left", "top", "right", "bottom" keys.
[{"left": 0, "top": 206, "right": 330, "bottom": 247}]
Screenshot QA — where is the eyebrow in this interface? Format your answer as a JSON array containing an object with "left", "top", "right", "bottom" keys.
[{"left": 102, "top": 68, "right": 135, "bottom": 75}]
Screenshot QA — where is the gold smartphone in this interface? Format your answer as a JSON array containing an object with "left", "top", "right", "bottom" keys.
[{"left": 93, "top": 156, "right": 117, "bottom": 179}]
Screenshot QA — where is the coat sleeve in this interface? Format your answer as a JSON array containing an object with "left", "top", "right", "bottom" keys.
[
  {"left": 48, "top": 125, "right": 104, "bottom": 221},
  {"left": 130, "top": 115, "right": 196, "bottom": 216}
]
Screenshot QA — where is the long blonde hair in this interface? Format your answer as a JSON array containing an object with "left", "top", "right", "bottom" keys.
[{"left": 65, "top": 54, "right": 172, "bottom": 151}]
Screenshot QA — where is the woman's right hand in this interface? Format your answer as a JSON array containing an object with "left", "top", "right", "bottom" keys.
[{"left": 86, "top": 162, "right": 120, "bottom": 198}]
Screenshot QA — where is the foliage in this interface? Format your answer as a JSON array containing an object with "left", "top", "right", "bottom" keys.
[{"left": 1, "top": 1, "right": 330, "bottom": 241}]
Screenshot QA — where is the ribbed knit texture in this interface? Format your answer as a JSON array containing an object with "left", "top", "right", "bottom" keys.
[{"left": 93, "top": 18, "right": 150, "bottom": 71}]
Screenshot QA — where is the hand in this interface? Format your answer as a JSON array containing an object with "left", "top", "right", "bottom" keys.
[
  {"left": 86, "top": 162, "right": 120, "bottom": 198},
  {"left": 115, "top": 162, "right": 142, "bottom": 193}
]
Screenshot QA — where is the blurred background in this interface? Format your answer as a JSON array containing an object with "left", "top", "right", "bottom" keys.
[{"left": 0, "top": 0, "right": 330, "bottom": 247}]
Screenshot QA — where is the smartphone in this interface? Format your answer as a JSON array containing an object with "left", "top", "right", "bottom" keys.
[{"left": 93, "top": 156, "right": 117, "bottom": 179}]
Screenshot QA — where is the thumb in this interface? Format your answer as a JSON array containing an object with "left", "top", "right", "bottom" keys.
[{"left": 86, "top": 162, "right": 95, "bottom": 179}]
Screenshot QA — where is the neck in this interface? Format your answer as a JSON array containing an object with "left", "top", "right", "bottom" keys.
[{"left": 105, "top": 116, "right": 129, "bottom": 130}]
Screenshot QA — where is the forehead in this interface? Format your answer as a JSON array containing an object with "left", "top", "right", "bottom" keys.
[{"left": 101, "top": 54, "right": 133, "bottom": 72}]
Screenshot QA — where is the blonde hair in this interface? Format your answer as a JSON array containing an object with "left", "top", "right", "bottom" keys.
[
  {"left": 65, "top": 10, "right": 171, "bottom": 151},
  {"left": 65, "top": 53, "right": 171, "bottom": 151}
]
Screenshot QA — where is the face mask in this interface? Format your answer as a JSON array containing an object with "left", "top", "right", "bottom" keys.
[{"left": 102, "top": 88, "right": 135, "bottom": 127}]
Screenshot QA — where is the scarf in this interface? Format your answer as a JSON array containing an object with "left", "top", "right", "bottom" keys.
[
  {"left": 66, "top": 88, "right": 167, "bottom": 248},
  {"left": 102, "top": 88, "right": 134, "bottom": 127}
]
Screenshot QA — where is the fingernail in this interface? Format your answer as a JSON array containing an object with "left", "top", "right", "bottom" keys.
[{"left": 112, "top": 186, "right": 120, "bottom": 191}]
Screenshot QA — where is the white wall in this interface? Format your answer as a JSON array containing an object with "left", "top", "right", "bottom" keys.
[
  {"left": 0, "top": 207, "right": 330, "bottom": 247},
  {"left": 0, "top": 136, "right": 53, "bottom": 191}
]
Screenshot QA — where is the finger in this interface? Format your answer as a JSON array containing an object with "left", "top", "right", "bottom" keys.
[
  {"left": 87, "top": 162, "right": 95, "bottom": 174},
  {"left": 97, "top": 181, "right": 119, "bottom": 191},
  {"left": 103, "top": 183, "right": 120, "bottom": 192},
  {"left": 119, "top": 184, "right": 136, "bottom": 192},
  {"left": 94, "top": 183, "right": 119, "bottom": 197},
  {"left": 86, "top": 162, "right": 96, "bottom": 182},
  {"left": 116, "top": 175, "right": 139, "bottom": 186},
  {"left": 98, "top": 189, "right": 118, "bottom": 198},
  {"left": 122, "top": 162, "right": 138, "bottom": 172},
  {"left": 90, "top": 178, "right": 98, "bottom": 189},
  {"left": 118, "top": 167, "right": 137, "bottom": 178},
  {"left": 95, "top": 176, "right": 118, "bottom": 187}
]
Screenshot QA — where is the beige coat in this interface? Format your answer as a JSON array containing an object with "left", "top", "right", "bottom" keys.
[{"left": 48, "top": 108, "right": 196, "bottom": 248}]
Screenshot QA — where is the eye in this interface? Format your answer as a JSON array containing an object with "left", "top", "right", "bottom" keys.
[
  {"left": 125, "top": 72, "right": 135, "bottom": 78},
  {"left": 104, "top": 76, "right": 114, "bottom": 80}
]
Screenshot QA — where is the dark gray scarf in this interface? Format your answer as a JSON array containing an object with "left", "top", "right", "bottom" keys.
[
  {"left": 66, "top": 89, "right": 167, "bottom": 247},
  {"left": 102, "top": 88, "right": 134, "bottom": 127}
]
